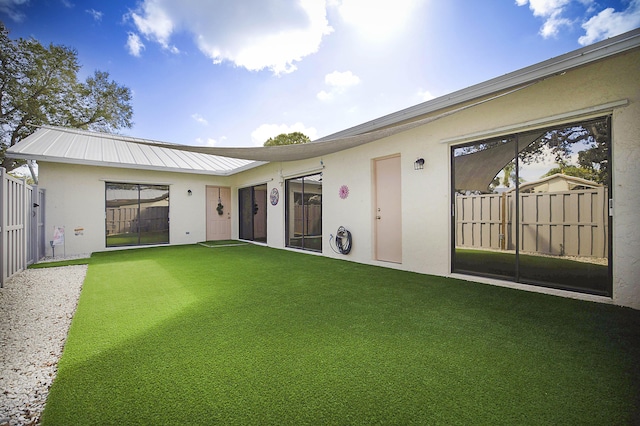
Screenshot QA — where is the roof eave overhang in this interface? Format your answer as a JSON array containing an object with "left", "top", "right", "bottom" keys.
[{"left": 5, "top": 152, "right": 267, "bottom": 177}]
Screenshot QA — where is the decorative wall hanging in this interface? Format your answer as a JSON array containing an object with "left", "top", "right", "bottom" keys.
[
  {"left": 270, "top": 188, "right": 279, "bottom": 206},
  {"left": 339, "top": 185, "right": 349, "bottom": 199},
  {"left": 216, "top": 187, "right": 224, "bottom": 215}
]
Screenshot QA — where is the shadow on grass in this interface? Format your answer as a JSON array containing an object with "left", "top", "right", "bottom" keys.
[{"left": 43, "top": 245, "right": 640, "bottom": 425}]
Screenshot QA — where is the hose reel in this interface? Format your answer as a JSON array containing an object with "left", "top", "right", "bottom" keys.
[{"left": 332, "top": 226, "right": 352, "bottom": 255}]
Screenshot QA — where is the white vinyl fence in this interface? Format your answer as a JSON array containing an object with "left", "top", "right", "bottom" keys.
[
  {"left": 455, "top": 187, "right": 608, "bottom": 258},
  {"left": 0, "top": 168, "right": 45, "bottom": 286}
]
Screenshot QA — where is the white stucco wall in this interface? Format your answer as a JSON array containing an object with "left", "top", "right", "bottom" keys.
[
  {"left": 38, "top": 163, "right": 233, "bottom": 256},
  {"left": 313, "top": 49, "right": 640, "bottom": 309},
  {"left": 36, "top": 49, "right": 639, "bottom": 309}
]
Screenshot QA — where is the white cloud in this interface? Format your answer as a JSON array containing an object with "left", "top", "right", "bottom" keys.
[
  {"left": 86, "top": 8, "right": 102, "bottom": 21},
  {"left": 317, "top": 70, "right": 360, "bottom": 101},
  {"left": 334, "top": 0, "right": 421, "bottom": 40},
  {"left": 516, "top": 0, "right": 574, "bottom": 38},
  {"left": 0, "top": 0, "right": 29, "bottom": 22},
  {"left": 325, "top": 70, "right": 360, "bottom": 87},
  {"left": 317, "top": 90, "right": 333, "bottom": 101},
  {"left": 126, "top": 32, "right": 145, "bottom": 57},
  {"left": 130, "top": 0, "right": 175, "bottom": 49},
  {"left": 517, "top": 0, "right": 640, "bottom": 42},
  {"left": 191, "top": 113, "right": 208, "bottom": 126},
  {"left": 539, "top": 14, "right": 573, "bottom": 37},
  {"left": 194, "top": 137, "right": 218, "bottom": 147},
  {"left": 417, "top": 89, "right": 435, "bottom": 102},
  {"left": 516, "top": 0, "right": 573, "bottom": 18},
  {"left": 251, "top": 122, "right": 318, "bottom": 146},
  {"left": 127, "top": 0, "right": 333, "bottom": 74},
  {"left": 579, "top": 0, "right": 640, "bottom": 45}
]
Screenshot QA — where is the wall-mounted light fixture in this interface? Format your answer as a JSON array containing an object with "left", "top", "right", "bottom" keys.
[
  {"left": 414, "top": 158, "right": 425, "bottom": 170},
  {"left": 187, "top": 189, "right": 192, "bottom": 196}
]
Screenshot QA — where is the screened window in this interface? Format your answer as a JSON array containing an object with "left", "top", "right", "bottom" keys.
[
  {"left": 106, "top": 183, "right": 170, "bottom": 247},
  {"left": 451, "top": 117, "right": 611, "bottom": 295},
  {"left": 285, "top": 173, "right": 322, "bottom": 252}
]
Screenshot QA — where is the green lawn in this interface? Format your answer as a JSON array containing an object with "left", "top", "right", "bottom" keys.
[{"left": 43, "top": 244, "right": 639, "bottom": 425}]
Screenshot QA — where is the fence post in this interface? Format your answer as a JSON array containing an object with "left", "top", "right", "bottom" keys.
[
  {"left": 0, "top": 168, "right": 5, "bottom": 287},
  {"left": 22, "top": 177, "right": 28, "bottom": 268}
]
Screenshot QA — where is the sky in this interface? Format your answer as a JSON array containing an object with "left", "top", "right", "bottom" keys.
[{"left": 1, "top": 0, "right": 639, "bottom": 149}]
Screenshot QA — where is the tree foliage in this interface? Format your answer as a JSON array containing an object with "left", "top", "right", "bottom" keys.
[
  {"left": 0, "top": 22, "right": 133, "bottom": 170},
  {"left": 263, "top": 132, "right": 310, "bottom": 147},
  {"left": 521, "top": 121, "right": 609, "bottom": 184}
]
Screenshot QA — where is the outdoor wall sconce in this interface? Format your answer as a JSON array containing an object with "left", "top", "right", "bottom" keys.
[
  {"left": 187, "top": 189, "right": 192, "bottom": 196},
  {"left": 414, "top": 158, "right": 425, "bottom": 170}
]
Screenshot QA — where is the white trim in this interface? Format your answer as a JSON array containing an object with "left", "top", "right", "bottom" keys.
[
  {"left": 440, "top": 99, "right": 628, "bottom": 146},
  {"left": 280, "top": 167, "right": 324, "bottom": 180},
  {"left": 100, "top": 178, "right": 174, "bottom": 185},
  {"left": 238, "top": 178, "right": 274, "bottom": 190}
]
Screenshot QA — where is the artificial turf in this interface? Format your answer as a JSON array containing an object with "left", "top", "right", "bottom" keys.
[{"left": 42, "top": 244, "right": 639, "bottom": 425}]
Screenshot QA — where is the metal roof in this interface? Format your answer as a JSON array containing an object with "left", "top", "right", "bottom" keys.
[{"left": 6, "top": 126, "right": 263, "bottom": 176}]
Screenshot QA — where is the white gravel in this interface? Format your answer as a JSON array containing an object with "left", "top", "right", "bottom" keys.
[{"left": 0, "top": 265, "right": 87, "bottom": 426}]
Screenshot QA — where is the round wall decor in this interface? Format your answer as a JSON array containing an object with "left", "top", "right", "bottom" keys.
[
  {"left": 270, "top": 188, "right": 279, "bottom": 206},
  {"left": 339, "top": 185, "right": 349, "bottom": 199}
]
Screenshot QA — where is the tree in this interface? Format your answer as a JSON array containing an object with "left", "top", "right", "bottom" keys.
[
  {"left": 263, "top": 132, "right": 310, "bottom": 146},
  {"left": 0, "top": 22, "right": 133, "bottom": 170},
  {"left": 520, "top": 120, "right": 609, "bottom": 184}
]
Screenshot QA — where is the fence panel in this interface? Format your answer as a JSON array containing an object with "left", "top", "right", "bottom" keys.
[
  {"left": 455, "top": 193, "right": 502, "bottom": 250},
  {"left": 1, "top": 170, "right": 24, "bottom": 285},
  {"left": 0, "top": 168, "right": 45, "bottom": 286},
  {"left": 456, "top": 187, "right": 607, "bottom": 258}
]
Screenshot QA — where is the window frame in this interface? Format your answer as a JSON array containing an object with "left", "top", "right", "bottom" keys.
[
  {"left": 105, "top": 182, "right": 170, "bottom": 248},
  {"left": 450, "top": 116, "right": 612, "bottom": 296}
]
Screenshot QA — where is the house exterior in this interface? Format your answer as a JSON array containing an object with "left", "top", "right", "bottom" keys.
[{"left": 7, "top": 29, "right": 640, "bottom": 309}]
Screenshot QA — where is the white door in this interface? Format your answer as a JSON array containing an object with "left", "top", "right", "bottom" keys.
[
  {"left": 206, "top": 186, "right": 231, "bottom": 240},
  {"left": 374, "top": 156, "right": 402, "bottom": 263}
]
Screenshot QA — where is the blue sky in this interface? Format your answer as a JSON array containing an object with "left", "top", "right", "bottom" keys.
[{"left": 2, "top": 0, "right": 639, "bottom": 148}]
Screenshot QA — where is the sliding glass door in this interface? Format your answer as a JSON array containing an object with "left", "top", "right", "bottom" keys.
[
  {"left": 239, "top": 184, "right": 267, "bottom": 243},
  {"left": 285, "top": 173, "right": 323, "bottom": 252},
  {"left": 452, "top": 117, "right": 611, "bottom": 295},
  {"left": 106, "top": 183, "right": 170, "bottom": 247}
]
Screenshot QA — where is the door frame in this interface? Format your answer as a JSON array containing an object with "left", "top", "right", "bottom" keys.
[
  {"left": 206, "top": 185, "right": 231, "bottom": 241},
  {"left": 373, "top": 154, "right": 402, "bottom": 263}
]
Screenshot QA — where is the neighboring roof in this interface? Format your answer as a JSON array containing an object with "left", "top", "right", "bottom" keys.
[
  {"left": 6, "top": 28, "right": 640, "bottom": 170},
  {"left": 6, "top": 126, "right": 262, "bottom": 176},
  {"left": 517, "top": 173, "right": 602, "bottom": 192}
]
